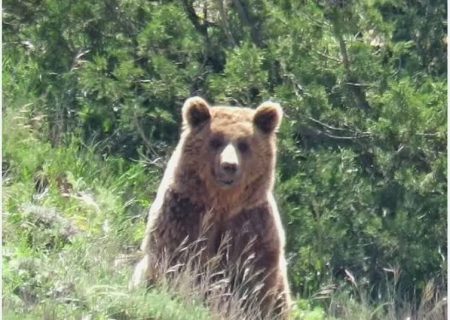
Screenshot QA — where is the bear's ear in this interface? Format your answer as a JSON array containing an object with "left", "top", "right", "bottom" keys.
[
  {"left": 253, "top": 101, "right": 283, "bottom": 134},
  {"left": 182, "top": 96, "right": 211, "bottom": 128}
]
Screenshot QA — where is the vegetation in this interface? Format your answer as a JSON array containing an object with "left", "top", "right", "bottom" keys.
[{"left": 3, "top": 0, "right": 446, "bottom": 319}]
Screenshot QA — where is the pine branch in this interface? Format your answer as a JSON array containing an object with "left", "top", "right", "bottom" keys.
[
  {"left": 231, "top": 0, "right": 264, "bottom": 47},
  {"left": 181, "top": 0, "right": 208, "bottom": 37},
  {"left": 214, "top": 0, "right": 237, "bottom": 46},
  {"left": 331, "top": 9, "right": 371, "bottom": 111}
]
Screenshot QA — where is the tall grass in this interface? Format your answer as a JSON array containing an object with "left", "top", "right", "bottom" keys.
[
  {"left": 304, "top": 269, "right": 447, "bottom": 320},
  {"left": 131, "top": 232, "right": 291, "bottom": 320}
]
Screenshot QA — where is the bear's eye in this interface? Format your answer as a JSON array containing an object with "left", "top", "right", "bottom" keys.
[
  {"left": 209, "top": 137, "right": 224, "bottom": 150},
  {"left": 237, "top": 141, "right": 250, "bottom": 153}
]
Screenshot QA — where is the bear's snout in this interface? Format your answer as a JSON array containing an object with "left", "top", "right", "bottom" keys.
[{"left": 216, "top": 143, "right": 241, "bottom": 188}]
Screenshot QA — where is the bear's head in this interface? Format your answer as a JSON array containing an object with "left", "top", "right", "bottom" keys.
[{"left": 178, "top": 96, "right": 282, "bottom": 203}]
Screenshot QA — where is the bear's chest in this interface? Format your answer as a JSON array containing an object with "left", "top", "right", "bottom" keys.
[{"left": 157, "top": 189, "right": 207, "bottom": 243}]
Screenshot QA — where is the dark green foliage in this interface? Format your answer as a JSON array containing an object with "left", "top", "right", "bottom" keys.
[{"left": 3, "top": 0, "right": 446, "bottom": 313}]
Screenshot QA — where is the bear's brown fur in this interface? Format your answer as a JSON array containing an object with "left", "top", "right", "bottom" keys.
[{"left": 130, "top": 96, "right": 291, "bottom": 318}]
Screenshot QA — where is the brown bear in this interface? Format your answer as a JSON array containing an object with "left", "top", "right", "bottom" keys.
[{"left": 130, "top": 96, "right": 291, "bottom": 318}]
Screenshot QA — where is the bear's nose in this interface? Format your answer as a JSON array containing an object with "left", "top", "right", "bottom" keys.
[{"left": 221, "top": 162, "right": 238, "bottom": 174}]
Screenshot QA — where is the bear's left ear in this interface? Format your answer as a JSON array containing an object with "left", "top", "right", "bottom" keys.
[
  {"left": 182, "top": 96, "right": 211, "bottom": 128},
  {"left": 253, "top": 101, "right": 283, "bottom": 134}
]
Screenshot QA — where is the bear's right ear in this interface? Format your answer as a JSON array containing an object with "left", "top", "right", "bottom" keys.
[
  {"left": 254, "top": 101, "right": 283, "bottom": 134},
  {"left": 182, "top": 96, "right": 211, "bottom": 128}
]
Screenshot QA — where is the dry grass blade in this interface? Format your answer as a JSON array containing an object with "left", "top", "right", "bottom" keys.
[{"left": 140, "top": 232, "right": 288, "bottom": 320}]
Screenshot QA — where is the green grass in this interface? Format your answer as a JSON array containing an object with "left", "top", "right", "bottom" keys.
[
  {"left": 2, "top": 108, "right": 447, "bottom": 320},
  {"left": 2, "top": 108, "right": 216, "bottom": 320}
]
